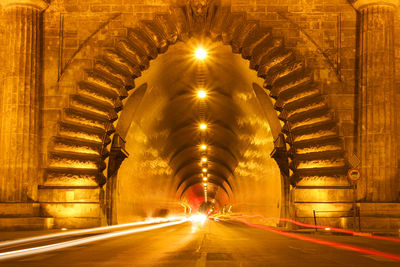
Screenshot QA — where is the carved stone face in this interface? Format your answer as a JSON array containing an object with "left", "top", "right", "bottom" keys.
[{"left": 190, "top": 0, "right": 210, "bottom": 17}]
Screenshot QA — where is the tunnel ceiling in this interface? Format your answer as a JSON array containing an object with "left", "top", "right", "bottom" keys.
[{"left": 129, "top": 41, "right": 275, "bottom": 203}]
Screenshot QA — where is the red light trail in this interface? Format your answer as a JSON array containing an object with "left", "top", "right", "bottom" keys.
[
  {"left": 229, "top": 214, "right": 400, "bottom": 242},
  {"left": 232, "top": 217, "right": 400, "bottom": 262}
]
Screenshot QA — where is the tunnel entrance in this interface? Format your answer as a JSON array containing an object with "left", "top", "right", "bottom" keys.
[
  {"left": 42, "top": 1, "right": 351, "bottom": 229},
  {"left": 112, "top": 41, "right": 282, "bottom": 224}
]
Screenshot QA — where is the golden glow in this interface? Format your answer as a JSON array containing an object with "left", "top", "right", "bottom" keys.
[
  {"left": 202, "top": 168, "right": 207, "bottom": 172},
  {"left": 195, "top": 47, "right": 207, "bottom": 59},
  {"left": 201, "top": 157, "right": 207, "bottom": 163},
  {"left": 200, "top": 144, "right": 207, "bottom": 150},
  {"left": 197, "top": 90, "right": 207, "bottom": 98},
  {"left": 199, "top": 123, "right": 207, "bottom": 130},
  {"left": 203, "top": 182, "right": 207, "bottom": 186},
  {"left": 190, "top": 214, "right": 207, "bottom": 224},
  {"left": 203, "top": 177, "right": 208, "bottom": 181}
]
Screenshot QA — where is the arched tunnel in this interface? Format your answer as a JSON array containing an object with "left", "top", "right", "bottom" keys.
[
  {"left": 19, "top": 1, "right": 356, "bottom": 231},
  {"left": 109, "top": 39, "right": 282, "bottom": 224},
  {"left": 2, "top": 0, "right": 400, "bottom": 264},
  {"left": 36, "top": 6, "right": 352, "bottom": 229}
]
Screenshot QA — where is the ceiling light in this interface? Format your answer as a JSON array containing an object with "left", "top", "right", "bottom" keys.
[
  {"left": 195, "top": 47, "right": 207, "bottom": 60},
  {"left": 197, "top": 90, "right": 207, "bottom": 98}
]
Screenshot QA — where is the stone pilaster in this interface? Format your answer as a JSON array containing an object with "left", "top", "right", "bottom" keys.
[
  {"left": 353, "top": 0, "right": 399, "bottom": 201},
  {"left": 0, "top": 0, "right": 48, "bottom": 202}
]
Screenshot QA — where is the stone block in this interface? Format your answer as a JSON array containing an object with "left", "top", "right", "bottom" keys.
[
  {"left": 0, "top": 203, "right": 40, "bottom": 217},
  {"left": 38, "top": 186, "right": 100, "bottom": 203},
  {"left": 358, "top": 203, "right": 400, "bottom": 217},
  {"left": 41, "top": 203, "right": 100, "bottom": 218},
  {"left": 341, "top": 217, "right": 400, "bottom": 231},
  {"left": 294, "top": 187, "right": 353, "bottom": 203},
  {"left": 294, "top": 202, "right": 353, "bottom": 218}
]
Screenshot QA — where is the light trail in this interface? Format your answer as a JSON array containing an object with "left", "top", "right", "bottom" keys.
[
  {"left": 0, "top": 219, "right": 189, "bottom": 262},
  {"left": 233, "top": 217, "right": 400, "bottom": 262},
  {"left": 219, "top": 214, "right": 400, "bottom": 242},
  {"left": 0, "top": 217, "right": 181, "bottom": 250}
]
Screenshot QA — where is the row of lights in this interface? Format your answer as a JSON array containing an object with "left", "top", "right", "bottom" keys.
[{"left": 195, "top": 47, "right": 209, "bottom": 202}]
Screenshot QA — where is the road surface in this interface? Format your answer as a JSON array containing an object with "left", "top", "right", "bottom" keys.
[{"left": 0, "top": 219, "right": 399, "bottom": 266}]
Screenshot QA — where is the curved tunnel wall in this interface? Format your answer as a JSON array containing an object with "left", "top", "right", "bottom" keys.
[{"left": 113, "top": 42, "right": 282, "bottom": 222}]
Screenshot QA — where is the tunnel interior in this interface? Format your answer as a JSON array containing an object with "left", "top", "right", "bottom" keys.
[{"left": 111, "top": 39, "right": 282, "bottom": 223}]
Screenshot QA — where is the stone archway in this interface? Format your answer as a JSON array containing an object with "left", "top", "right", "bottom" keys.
[{"left": 41, "top": 1, "right": 351, "bottom": 228}]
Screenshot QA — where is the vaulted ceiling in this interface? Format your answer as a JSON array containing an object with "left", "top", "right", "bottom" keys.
[{"left": 123, "top": 40, "right": 279, "bottom": 208}]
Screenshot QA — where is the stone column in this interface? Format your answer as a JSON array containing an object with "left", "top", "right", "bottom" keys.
[
  {"left": 0, "top": 0, "right": 48, "bottom": 202},
  {"left": 353, "top": 0, "right": 399, "bottom": 201}
]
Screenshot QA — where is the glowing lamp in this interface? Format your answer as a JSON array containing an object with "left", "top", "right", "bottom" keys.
[
  {"left": 195, "top": 48, "right": 207, "bottom": 59},
  {"left": 199, "top": 123, "right": 207, "bottom": 130},
  {"left": 197, "top": 90, "right": 207, "bottom": 98},
  {"left": 202, "top": 168, "right": 207, "bottom": 173},
  {"left": 201, "top": 157, "right": 207, "bottom": 163}
]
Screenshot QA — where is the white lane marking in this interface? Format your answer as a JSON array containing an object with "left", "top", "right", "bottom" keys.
[
  {"left": 0, "top": 219, "right": 189, "bottom": 262},
  {"left": 195, "top": 233, "right": 207, "bottom": 267}
]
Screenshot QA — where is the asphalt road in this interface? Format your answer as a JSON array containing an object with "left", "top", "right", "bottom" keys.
[{"left": 0, "top": 220, "right": 399, "bottom": 266}]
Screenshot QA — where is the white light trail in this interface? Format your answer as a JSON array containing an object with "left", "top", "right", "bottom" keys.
[
  {"left": 0, "top": 219, "right": 188, "bottom": 262},
  {"left": 189, "top": 214, "right": 207, "bottom": 224},
  {"left": 0, "top": 217, "right": 179, "bottom": 249}
]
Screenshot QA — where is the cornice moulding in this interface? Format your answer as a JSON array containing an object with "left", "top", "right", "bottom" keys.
[
  {"left": 1, "top": 0, "right": 48, "bottom": 10},
  {"left": 351, "top": 0, "right": 399, "bottom": 10}
]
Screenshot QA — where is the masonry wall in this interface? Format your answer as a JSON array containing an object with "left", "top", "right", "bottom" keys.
[
  {"left": 0, "top": 6, "right": 6, "bottom": 147},
  {"left": 40, "top": 0, "right": 172, "bottom": 175},
  {"left": 37, "top": 0, "right": 362, "bottom": 177},
  {"left": 0, "top": 1, "right": 398, "bottom": 196},
  {"left": 395, "top": 8, "right": 400, "bottom": 185}
]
